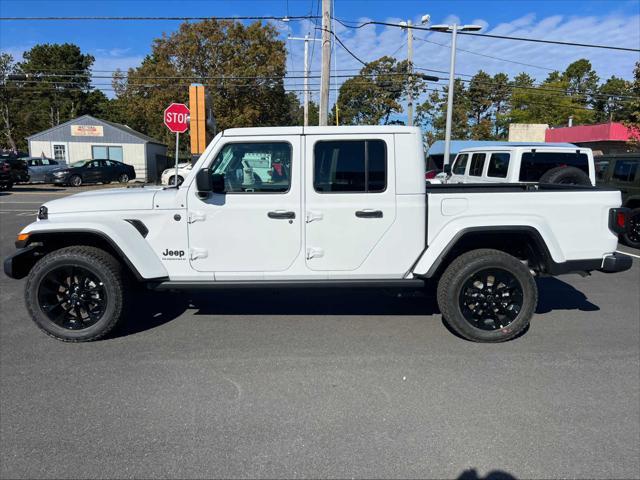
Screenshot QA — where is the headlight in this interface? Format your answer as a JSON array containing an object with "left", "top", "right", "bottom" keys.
[{"left": 53, "top": 171, "right": 67, "bottom": 177}]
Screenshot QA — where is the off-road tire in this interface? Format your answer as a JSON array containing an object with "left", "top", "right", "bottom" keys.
[
  {"left": 25, "top": 246, "right": 125, "bottom": 342},
  {"left": 68, "top": 175, "right": 82, "bottom": 187},
  {"left": 621, "top": 208, "right": 640, "bottom": 249},
  {"left": 437, "top": 248, "right": 538, "bottom": 342},
  {"left": 539, "top": 166, "right": 591, "bottom": 186}
]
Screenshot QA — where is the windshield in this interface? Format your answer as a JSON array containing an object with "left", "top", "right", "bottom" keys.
[{"left": 70, "top": 160, "right": 89, "bottom": 168}]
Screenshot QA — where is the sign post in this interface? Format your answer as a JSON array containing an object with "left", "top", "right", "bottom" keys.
[{"left": 163, "top": 103, "right": 190, "bottom": 186}]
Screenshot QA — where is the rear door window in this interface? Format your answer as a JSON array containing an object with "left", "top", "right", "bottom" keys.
[
  {"left": 452, "top": 154, "right": 468, "bottom": 175},
  {"left": 487, "top": 153, "right": 510, "bottom": 178},
  {"left": 468, "top": 153, "right": 486, "bottom": 177},
  {"left": 519, "top": 151, "right": 589, "bottom": 182}
]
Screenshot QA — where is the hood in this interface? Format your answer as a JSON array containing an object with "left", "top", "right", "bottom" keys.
[{"left": 45, "top": 187, "right": 163, "bottom": 214}]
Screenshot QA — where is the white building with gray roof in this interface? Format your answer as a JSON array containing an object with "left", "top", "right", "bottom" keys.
[{"left": 27, "top": 115, "right": 168, "bottom": 182}]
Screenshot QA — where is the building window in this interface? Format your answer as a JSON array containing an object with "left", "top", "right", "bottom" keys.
[
  {"left": 53, "top": 144, "right": 66, "bottom": 162},
  {"left": 92, "top": 146, "right": 123, "bottom": 162},
  {"left": 313, "top": 139, "right": 387, "bottom": 193}
]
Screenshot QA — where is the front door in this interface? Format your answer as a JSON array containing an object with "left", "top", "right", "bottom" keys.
[
  {"left": 83, "top": 160, "right": 106, "bottom": 183},
  {"left": 187, "top": 136, "right": 302, "bottom": 274},
  {"left": 304, "top": 134, "right": 396, "bottom": 271}
]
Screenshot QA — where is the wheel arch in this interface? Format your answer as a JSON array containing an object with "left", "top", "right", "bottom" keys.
[
  {"left": 12, "top": 228, "right": 168, "bottom": 282},
  {"left": 415, "top": 226, "right": 558, "bottom": 279}
]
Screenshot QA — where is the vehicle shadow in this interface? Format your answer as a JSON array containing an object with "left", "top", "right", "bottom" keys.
[
  {"left": 113, "top": 287, "right": 439, "bottom": 338},
  {"left": 113, "top": 278, "right": 599, "bottom": 339},
  {"left": 457, "top": 469, "right": 518, "bottom": 480},
  {"left": 535, "top": 276, "right": 600, "bottom": 314}
]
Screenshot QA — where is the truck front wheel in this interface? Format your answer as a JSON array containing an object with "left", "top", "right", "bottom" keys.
[
  {"left": 25, "top": 246, "right": 125, "bottom": 342},
  {"left": 437, "top": 249, "right": 538, "bottom": 342}
]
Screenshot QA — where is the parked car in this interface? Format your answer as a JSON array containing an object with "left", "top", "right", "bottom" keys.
[
  {"left": 595, "top": 153, "right": 640, "bottom": 248},
  {"left": 0, "top": 154, "right": 30, "bottom": 183},
  {"left": 0, "top": 160, "right": 12, "bottom": 190},
  {"left": 45, "top": 159, "right": 136, "bottom": 187},
  {"left": 439, "top": 145, "right": 594, "bottom": 186},
  {"left": 4, "top": 126, "right": 632, "bottom": 343},
  {"left": 160, "top": 162, "right": 192, "bottom": 186},
  {"left": 23, "top": 156, "right": 64, "bottom": 183}
]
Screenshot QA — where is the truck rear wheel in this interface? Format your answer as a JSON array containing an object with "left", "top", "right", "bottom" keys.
[
  {"left": 25, "top": 246, "right": 125, "bottom": 342},
  {"left": 437, "top": 249, "right": 538, "bottom": 342},
  {"left": 621, "top": 208, "right": 640, "bottom": 249}
]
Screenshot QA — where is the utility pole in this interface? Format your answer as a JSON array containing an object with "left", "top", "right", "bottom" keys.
[
  {"left": 406, "top": 20, "right": 414, "bottom": 126},
  {"left": 320, "top": 0, "right": 331, "bottom": 126},
  {"left": 289, "top": 34, "right": 321, "bottom": 126}
]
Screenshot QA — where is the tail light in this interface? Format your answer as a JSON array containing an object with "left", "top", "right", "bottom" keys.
[
  {"left": 609, "top": 208, "right": 630, "bottom": 234},
  {"left": 425, "top": 170, "right": 437, "bottom": 180}
]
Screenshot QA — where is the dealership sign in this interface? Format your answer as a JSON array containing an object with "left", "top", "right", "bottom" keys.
[{"left": 71, "top": 125, "right": 104, "bottom": 137}]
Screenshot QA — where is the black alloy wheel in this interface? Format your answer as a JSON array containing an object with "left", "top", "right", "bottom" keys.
[
  {"left": 459, "top": 268, "right": 524, "bottom": 331},
  {"left": 622, "top": 208, "right": 640, "bottom": 248},
  {"left": 37, "top": 265, "right": 107, "bottom": 331}
]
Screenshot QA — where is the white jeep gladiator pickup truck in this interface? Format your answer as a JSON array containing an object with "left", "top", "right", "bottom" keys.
[{"left": 4, "top": 126, "right": 632, "bottom": 343}]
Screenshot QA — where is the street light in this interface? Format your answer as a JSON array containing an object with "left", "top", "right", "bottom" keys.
[
  {"left": 429, "top": 23, "right": 482, "bottom": 171},
  {"left": 399, "top": 14, "right": 431, "bottom": 126}
]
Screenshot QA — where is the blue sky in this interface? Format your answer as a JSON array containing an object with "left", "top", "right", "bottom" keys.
[{"left": 1, "top": 0, "right": 639, "bottom": 109}]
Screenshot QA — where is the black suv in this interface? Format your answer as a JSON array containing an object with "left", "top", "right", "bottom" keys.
[
  {"left": 0, "top": 160, "right": 12, "bottom": 190},
  {"left": 596, "top": 153, "right": 640, "bottom": 248},
  {"left": 0, "top": 153, "right": 30, "bottom": 183}
]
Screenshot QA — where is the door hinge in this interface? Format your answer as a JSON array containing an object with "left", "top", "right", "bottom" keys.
[
  {"left": 306, "top": 247, "right": 324, "bottom": 260},
  {"left": 188, "top": 211, "right": 206, "bottom": 224},
  {"left": 306, "top": 211, "right": 323, "bottom": 223},
  {"left": 190, "top": 247, "right": 208, "bottom": 260}
]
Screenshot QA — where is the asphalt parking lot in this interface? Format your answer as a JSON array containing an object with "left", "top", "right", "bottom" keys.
[{"left": 1, "top": 185, "right": 639, "bottom": 479}]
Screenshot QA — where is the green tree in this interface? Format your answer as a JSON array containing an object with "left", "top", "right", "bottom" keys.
[
  {"left": 0, "top": 53, "right": 22, "bottom": 151},
  {"left": 335, "top": 56, "right": 424, "bottom": 125},
  {"left": 594, "top": 76, "right": 632, "bottom": 122},
  {"left": 112, "top": 19, "right": 293, "bottom": 152},
  {"left": 490, "top": 72, "right": 511, "bottom": 139},
  {"left": 467, "top": 70, "right": 492, "bottom": 127},
  {"left": 18, "top": 43, "right": 95, "bottom": 129},
  {"left": 563, "top": 58, "right": 599, "bottom": 105},
  {"left": 416, "top": 79, "right": 470, "bottom": 144}
]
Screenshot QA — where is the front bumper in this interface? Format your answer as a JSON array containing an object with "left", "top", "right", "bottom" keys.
[
  {"left": 3, "top": 246, "right": 40, "bottom": 279},
  {"left": 45, "top": 175, "right": 68, "bottom": 184},
  {"left": 600, "top": 252, "right": 633, "bottom": 273}
]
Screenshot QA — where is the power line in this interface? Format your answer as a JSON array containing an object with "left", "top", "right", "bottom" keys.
[
  {"left": 414, "top": 36, "right": 556, "bottom": 72},
  {"left": 332, "top": 18, "right": 640, "bottom": 53},
  {"left": 0, "top": 15, "right": 320, "bottom": 21}
]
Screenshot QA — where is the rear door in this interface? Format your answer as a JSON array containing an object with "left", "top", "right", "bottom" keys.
[
  {"left": 483, "top": 152, "right": 511, "bottom": 183},
  {"left": 304, "top": 134, "right": 396, "bottom": 271}
]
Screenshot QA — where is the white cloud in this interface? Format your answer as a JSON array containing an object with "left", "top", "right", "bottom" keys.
[{"left": 285, "top": 11, "right": 640, "bottom": 109}]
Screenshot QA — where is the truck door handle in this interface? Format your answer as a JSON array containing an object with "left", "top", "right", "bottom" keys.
[
  {"left": 355, "top": 210, "right": 383, "bottom": 218},
  {"left": 268, "top": 211, "right": 296, "bottom": 219}
]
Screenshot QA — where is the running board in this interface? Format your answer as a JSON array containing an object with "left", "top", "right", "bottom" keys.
[{"left": 148, "top": 279, "right": 427, "bottom": 290}]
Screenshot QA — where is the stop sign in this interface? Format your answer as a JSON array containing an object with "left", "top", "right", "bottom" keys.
[{"left": 164, "top": 103, "right": 190, "bottom": 133}]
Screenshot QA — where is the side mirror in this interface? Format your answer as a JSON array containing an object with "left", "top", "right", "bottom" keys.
[
  {"left": 443, "top": 163, "right": 452, "bottom": 175},
  {"left": 211, "top": 173, "right": 225, "bottom": 193},
  {"left": 196, "top": 169, "right": 212, "bottom": 192}
]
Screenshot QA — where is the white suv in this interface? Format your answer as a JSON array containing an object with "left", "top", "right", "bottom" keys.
[
  {"left": 160, "top": 162, "right": 192, "bottom": 186},
  {"left": 446, "top": 145, "right": 595, "bottom": 185}
]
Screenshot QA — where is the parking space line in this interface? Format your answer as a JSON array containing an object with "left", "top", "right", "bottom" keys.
[
  {"left": 616, "top": 249, "right": 640, "bottom": 259},
  {"left": 0, "top": 201, "right": 45, "bottom": 204}
]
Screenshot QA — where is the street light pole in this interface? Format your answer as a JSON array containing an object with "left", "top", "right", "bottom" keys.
[
  {"left": 428, "top": 22, "right": 482, "bottom": 169},
  {"left": 289, "top": 35, "right": 321, "bottom": 126},
  {"left": 443, "top": 24, "right": 458, "bottom": 168}
]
